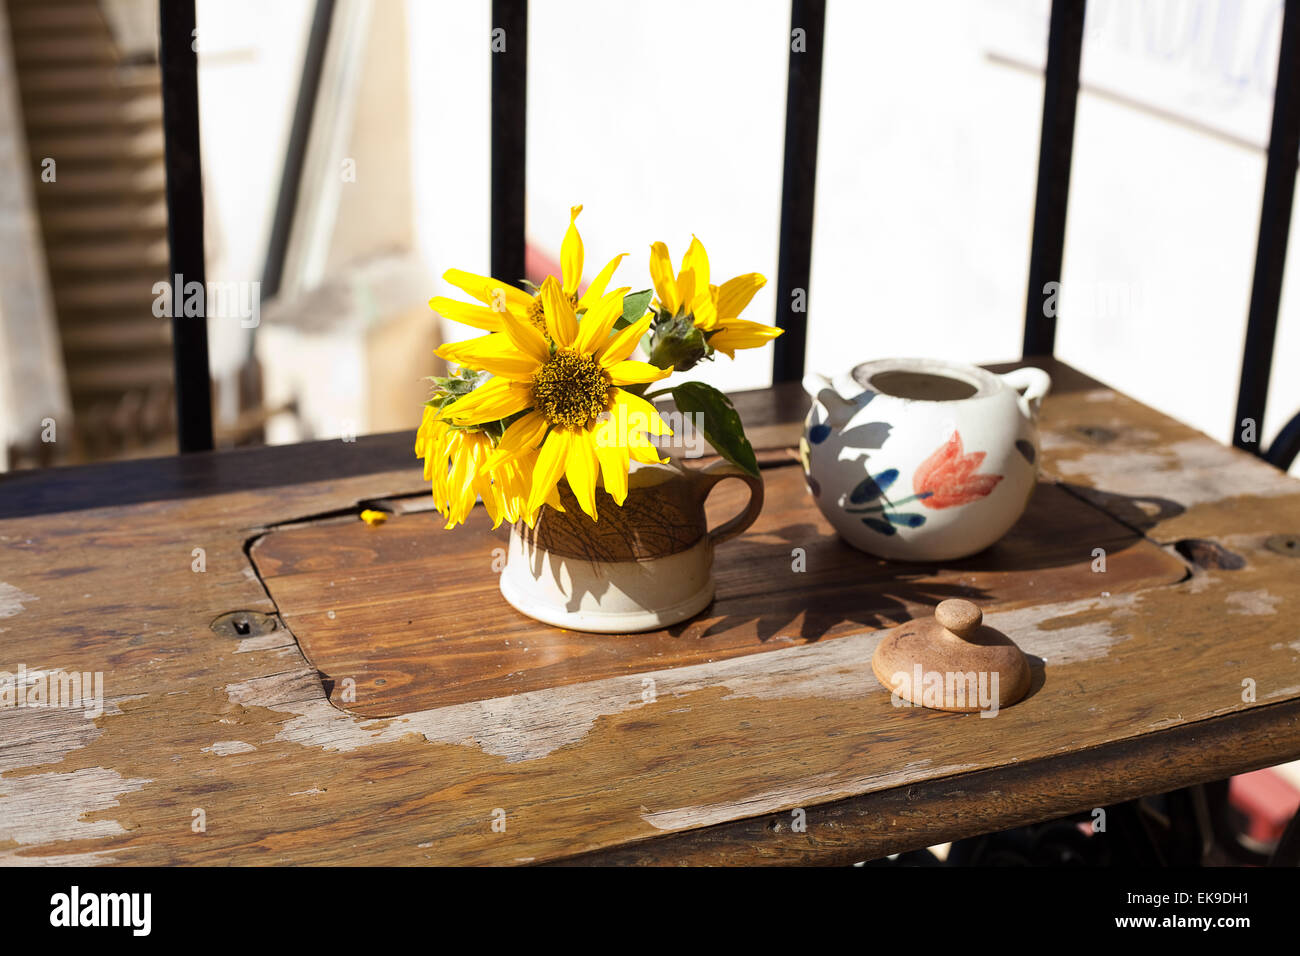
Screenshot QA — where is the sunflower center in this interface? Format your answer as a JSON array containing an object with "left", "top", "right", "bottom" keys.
[
  {"left": 527, "top": 291, "right": 581, "bottom": 333},
  {"left": 531, "top": 349, "right": 610, "bottom": 428}
]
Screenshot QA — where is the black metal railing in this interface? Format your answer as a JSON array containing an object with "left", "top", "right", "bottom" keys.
[
  {"left": 1022, "top": 0, "right": 1085, "bottom": 358},
  {"left": 1236, "top": 0, "right": 1300, "bottom": 461},
  {"left": 771, "top": 0, "right": 825, "bottom": 384},
  {"left": 491, "top": 0, "right": 528, "bottom": 289},
  {"left": 158, "top": 0, "right": 1300, "bottom": 468},
  {"left": 262, "top": 0, "right": 337, "bottom": 305},
  {"left": 158, "top": 0, "right": 213, "bottom": 453}
]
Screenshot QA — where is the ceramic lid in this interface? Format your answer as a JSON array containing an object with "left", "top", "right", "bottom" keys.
[{"left": 871, "top": 599, "right": 1031, "bottom": 712}]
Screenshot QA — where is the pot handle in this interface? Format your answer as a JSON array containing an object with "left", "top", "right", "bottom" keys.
[
  {"left": 802, "top": 372, "right": 858, "bottom": 428},
  {"left": 998, "top": 366, "right": 1052, "bottom": 421},
  {"left": 696, "top": 459, "right": 766, "bottom": 547}
]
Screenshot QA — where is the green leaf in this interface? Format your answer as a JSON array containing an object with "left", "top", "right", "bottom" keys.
[
  {"left": 670, "top": 381, "right": 760, "bottom": 478},
  {"left": 613, "top": 289, "right": 654, "bottom": 330}
]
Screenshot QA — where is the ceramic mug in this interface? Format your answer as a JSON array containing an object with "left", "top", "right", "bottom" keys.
[
  {"left": 800, "top": 357, "right": 1051, "bottom": 561},
  {"left": 498, "top": 459, "right": 764, "bottom": 633}
]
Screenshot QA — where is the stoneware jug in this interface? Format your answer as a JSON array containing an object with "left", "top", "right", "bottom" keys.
[
  {"left": 800, "top": 358, "right": 1051, "bottom": 561},
  {"left": 499, "top": 459, "right": 764, "bottom": 633}
]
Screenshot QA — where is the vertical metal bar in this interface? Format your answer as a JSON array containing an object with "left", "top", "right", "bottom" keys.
[
  {"left": 772, "top": 0, "right": 825, "bottom": 383},
  {"left": 491, "top": 0, "right": 527, "bottom": 287},
  {"left": 262, "top": 0, "right": 336, "bottom": 302},
  {"left": 1235, "top": 0, "right": 1300, "bottom": 454},
  {"left": 159, "top": 0, "right": 213, "bottom": 452},
  {"left": 1022, "top": 0, "right": 1086, "bottom": 358},
  {"left": 1265, "top": 408, "right": 1300, "bottom": 470}
]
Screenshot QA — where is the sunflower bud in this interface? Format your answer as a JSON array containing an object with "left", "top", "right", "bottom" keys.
[{"left": 648, "top": 311, "right": 711, "bottom": 372}]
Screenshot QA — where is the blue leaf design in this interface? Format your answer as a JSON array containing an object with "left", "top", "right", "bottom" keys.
[
  {"left": 885, "top": 512, "right": 926, "bottom": 528},
  {"left": 862, "top": 517, "right": 896, "bottom": 536},
  {"left": 808, "top": 423, "right": 832, "bottom": 445},
  {"left": 849, "top": 468, "right": 898, "bottom": 504}
]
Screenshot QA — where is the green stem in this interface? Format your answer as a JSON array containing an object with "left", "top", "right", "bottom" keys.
[{"left": 641, "top": 386, "right": 674, "bottom": 402}]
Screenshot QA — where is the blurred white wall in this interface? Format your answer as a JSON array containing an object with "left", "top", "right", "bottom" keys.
[
  {"left": 196, "top": 0, "right": 1298, "bottom": 471},
  {"left": 196, "top": 0, "right": 312, "bottom": 381},
  {"left": 407, "top": 0, "right": 1298, "bottom": 472}
]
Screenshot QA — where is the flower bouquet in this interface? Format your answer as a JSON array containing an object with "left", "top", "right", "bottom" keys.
[{"left": 415, "top": 206, "right": 783, "bottom": 631}]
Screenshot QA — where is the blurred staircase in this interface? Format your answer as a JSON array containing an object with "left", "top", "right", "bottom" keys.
[{"left": 4, "top": 0, "right": 175, "bottom": 459}]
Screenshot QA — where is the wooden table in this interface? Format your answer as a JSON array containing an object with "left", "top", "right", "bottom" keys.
[{"left": 1, "top": 358, "right": 1298, "bottom": 865}]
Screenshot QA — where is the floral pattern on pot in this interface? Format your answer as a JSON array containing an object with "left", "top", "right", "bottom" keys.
[
  {"left": 845, "top": 430, "right": 1004, "bottom": 537},
  {"left": 912, "top": 431, "right": 1003, "bottom": 509},
  {"left": 843, "top": 467, "right": 933, "bottom": 536}
]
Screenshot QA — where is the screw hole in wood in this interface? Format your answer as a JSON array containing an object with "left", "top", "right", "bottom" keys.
[{"left": 209, "top": 610, "right": 280, "bottom": 640}]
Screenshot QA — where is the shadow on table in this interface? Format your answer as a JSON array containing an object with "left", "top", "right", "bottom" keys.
[{"left": 665, "top": 481, "right": 1187, "bottom": 647}]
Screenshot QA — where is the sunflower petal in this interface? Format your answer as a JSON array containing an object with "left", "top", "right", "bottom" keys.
[
  {"left": 716, "top": 273, "right": 767, "bottom": 320},
  {"left": 593, "top": 420, "right": 630, "bottom": 506},
  {"left": 708, "top": 317, "right": 784, "bottom": 358},
  {"left": 576, "top": 253, "right": 627, "bottom": 312},
  {"left": 606, "top": 360, "right": 671, "bottom": 386},
  {"left": 415, "top": 405, "right": 439, "bottom": 456},
  {"left": 499, "top": 306, "right": 552, "bottom": 364},
  {"left": 437, "top": 338, "right": 540, "bottom": 379},
  {"left": 488, "top": 409, "right": 548, "bottom": 465},
  {"left": 676, "top": 235, "right": 709, "bottom": 311},
  {"left": 649, "top": 242, "right": 679, "bottom": 315},
  {"left": 539, "top": 275, "right": 578, "bottom": 347},
  {"left": 629, "top": 430, "right": 669, "bottom": 464},
  {"left": 436, "top": 331, "right": 515, "bottom": 367},
  {"left": 572, "top": 287, "right": 628, "bottom": 355},
  {"left": 441, "top": 377, "right": 532, "bottom": 426},
  {"left": 610, "top": 388, "right": 673, "bottom": 436},
  {"left": 595, "top": 313, "right": 652, "bottom": 367},
  {"left": 682, "top": 236, "right": 710, "bottom": 290},
  {"left": 691, "top": 292, "right": 718, "bottom": 330},
  {"left": 561, "top": 205, "right": 584, "bottom": 296},
  {"left": 544, "top": 481, "right": 565, "bottom": 511},
  {"left": 566, "top": 431, "right": 600, "bottom": 520},
  {"left": 429, "top": 296, "right": 506, "bottom": 332},
  {"left": 444, "top": 268, "right": 533, "bottom": 313},
  {"left": 525, "top": 428, "right": 572, "bottom": 518},
  {"left": 444, "top": 432, "right": 484, "bottom": 528},
  {"left": 472, "top": 461, "right": 503, "bottom": 529}
]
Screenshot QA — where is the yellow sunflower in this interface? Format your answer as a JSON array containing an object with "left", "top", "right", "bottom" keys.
[
  {"left": 415, "top": 405, "right": 531, "bottom": 529},
  {"left": 649, "top": 236, "right": 783, "bottom": 357},
  {"left": 437, "top": 276, "right": 672, "bottom": 522},
  {"left": 431, "top": 205, "right": 626, "bottom": 367}
]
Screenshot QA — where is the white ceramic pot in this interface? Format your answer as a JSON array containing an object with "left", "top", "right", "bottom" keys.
[
  {"left": 498, "top": 459, "right": 764, "bottom": 633},
  {"left": 799, "top": 358, "right": 1051, "bottom": 561}
]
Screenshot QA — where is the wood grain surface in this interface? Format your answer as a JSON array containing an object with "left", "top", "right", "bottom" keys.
[
  {"left": 252, "top": 466, "right": 1185, "bottom": 717},
  {"left": 0, "top": 360, "right": 1297, "bottom": 866}
]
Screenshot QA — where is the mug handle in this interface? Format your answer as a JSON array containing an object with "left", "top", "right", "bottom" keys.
[
  {"left": 998, "top": 366, "right": 1052, "bottom": 421},
  {"left": 696, "top": 459, "right": 766, "bottom": 547}
]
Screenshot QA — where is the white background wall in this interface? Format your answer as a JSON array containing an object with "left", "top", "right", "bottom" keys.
[
  {"left": 196, "top": 0, "right": 312, "bottom": 409},
  {"left": 198, "top": 0, "right": 1300, "bottom": 471}
]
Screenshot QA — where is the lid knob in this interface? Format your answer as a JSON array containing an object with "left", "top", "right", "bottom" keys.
[{"left": 935, "top": 599, "right": 982, "bottom": 640}]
